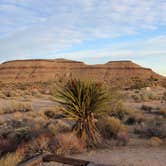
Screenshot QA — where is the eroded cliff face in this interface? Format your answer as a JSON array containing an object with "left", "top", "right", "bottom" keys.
[{"left": 0, "top": 59, "right": 164, "bottom": 87}]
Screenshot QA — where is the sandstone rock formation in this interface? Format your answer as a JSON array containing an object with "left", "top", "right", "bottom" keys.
[{"left": 0, "top": 59, "right": 165, "bottom": 88}]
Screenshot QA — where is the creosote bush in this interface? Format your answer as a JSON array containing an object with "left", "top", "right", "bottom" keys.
[{"left": 56, "top": 79, "right": 108, "bottom": 146}]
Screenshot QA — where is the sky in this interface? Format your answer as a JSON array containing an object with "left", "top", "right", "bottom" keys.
[{"left": 0, "top": 0, "right": 166, "bottom": 76}]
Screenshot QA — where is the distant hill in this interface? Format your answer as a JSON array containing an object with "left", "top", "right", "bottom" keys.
[{"left": 0, "top": 59, "right": 165, "bottom": 88}]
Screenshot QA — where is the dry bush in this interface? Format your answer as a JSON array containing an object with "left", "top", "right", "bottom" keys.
[
  {"left": 125, "top": 111, "right": 145, "bottom": 125},
  {"left": 0, "top": 91, "right": 6, "bottom": 99},
  {"left": 116, "top": 131, "right": 129, "bottom": 146},
  {"left": 108, "top": 101, "right": 129, "bottom": 120},
  {"left": 97, "top": 117, "right": 128, "bottom": 139},
  {"left": 0, "top": 149, "right": 23, "bottom": 166},
  {"left": 135, "top": 120, "right": 166, "bottom": 138},
  {"left": 53, "top": 132, "right": 85, "bottom": 155},
  {"left": 44, "top": 110, "right": 65, "bottom": 119},
  {"left": 0, "top": 102, "right": 32, "bottom": 114},
  {"left": 149, "top": 137, "right": 163, "bottom": 146},
  {"left": 2, "top": 90, "right": 16, "bottom": 98},
  {"left": 15, "top": 102, "right": 32, "bottom": 112},
  {"left": 159, "top": 109, "right": 166, "bottom": 117},
  {"left": 23, "top": 135, "right": 50, "bottom": 161},
  {"left": 0, "top": 137, "right": 14, "bottom": 156},
  {"left": 131, "top": 94, "right": 141, "bottom": 102},
  {"left": 31, "top": 89, "right": 42, "bottom": 97},
  {"left": 162, "top": 92, "right": 166, "bottom": 102},
  {"left": 141, "top": 105, "right": 153, "bottom": 112}
]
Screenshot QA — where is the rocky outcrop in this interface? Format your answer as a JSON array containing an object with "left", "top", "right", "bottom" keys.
[{"left": 0, "top": 59, "right": 165, "bottom": 88}]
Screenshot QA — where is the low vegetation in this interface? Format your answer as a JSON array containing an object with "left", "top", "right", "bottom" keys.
[
  {"left": 0, "top": 102, "right": 32, "bottom": 114},
  {"left": 0, "top": 79, "right": 166, "bottom": 165},
  {"left": 0, "top": 150, "right": 23, "bottom": 166}
]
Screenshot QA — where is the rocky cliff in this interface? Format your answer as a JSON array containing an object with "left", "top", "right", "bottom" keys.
[{"left": 0, "top": 59, "right": 165, "bottom": 88}]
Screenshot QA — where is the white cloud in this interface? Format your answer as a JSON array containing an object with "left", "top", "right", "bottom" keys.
[{"left": 0, "top": 0, "right": 166, "bottom": 63}]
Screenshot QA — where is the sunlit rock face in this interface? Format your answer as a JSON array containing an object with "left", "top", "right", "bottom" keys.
[{"left": 0, "top": 59, "right": 165, "bottom": 88}]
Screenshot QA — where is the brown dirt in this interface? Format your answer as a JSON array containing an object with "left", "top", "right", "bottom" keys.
[{"left": 73, "top": 146, "right": 166, "bottom": 166}]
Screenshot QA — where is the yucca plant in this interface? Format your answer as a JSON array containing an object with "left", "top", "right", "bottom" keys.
[{"left": 55, "top": 79, "right": 108, "bottom": 146}]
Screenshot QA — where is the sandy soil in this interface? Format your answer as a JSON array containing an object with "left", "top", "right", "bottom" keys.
[{"left": 73, "top": 146, "right": 166, "bottom": 166}]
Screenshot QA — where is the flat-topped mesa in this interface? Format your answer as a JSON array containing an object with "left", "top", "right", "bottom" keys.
[
  {"left": 0, "top": 59, "right": 165, "bottom": 87},
  {"left": 106, "top": 60, "right": 143, "bottom": 68}
]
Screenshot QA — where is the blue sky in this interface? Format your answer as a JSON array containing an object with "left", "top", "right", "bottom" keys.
[{"left": 0, "top": 0, "right": 166, "bottom": 76}]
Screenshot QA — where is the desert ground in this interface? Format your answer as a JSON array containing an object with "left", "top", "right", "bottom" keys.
[{"left": 0, "top": 83, "right": 166, "bottom": 166}]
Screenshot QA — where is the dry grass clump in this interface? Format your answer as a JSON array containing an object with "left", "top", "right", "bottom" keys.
[
  {"left": 23, "top": 135, "right": 50, "bottom": 161},
  {"left": 149, "top": 137, "right": 163, "bottom": 146},
  {"left": 141, "top": 104, "right": 153, "bottom": 112},
  {"left": 162, "top": 91, "right": 166, "bottom": 102},
  {"left": 98, "top": 117, "right": 128, "bottom": 139},
  {"left": 0, "top": 152, "right": 22, "bottom": 166},
  {"left": 0, "top": 91, "right": 6, "bottom": 99},
  {"left": 109, "top": 102, "right": 129, "bottom": 120},
  {"left": 0, "top": 149, "right": 23, "bottom": 166},
  {"left": 53, "top": 132, "right": 85, "bottom": 155},
  {"left": 1, "top": 90, "right": 16, "bottom": 98},
  {"left": 159, "top": 109, "right": 166, "bottom": 117},
  {"left": 135, "top": 120, "right": 166, "bottom": 138},
  {"left": 130, "top": 87, "right": 163, "bottom": 102},
  {"left": 0, "top": 102, "right": 32, "bottom": 114},
  {"left": 47, "top": 120, "right": 71, "bottom": 135},
  {"left": 44, "top": 110, "right": 65, "bottom": 120},
  {"left": 125, "top": 113, "right": 145, "bottom": 125}
]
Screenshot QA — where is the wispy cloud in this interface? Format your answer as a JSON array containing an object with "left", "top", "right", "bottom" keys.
[{"left": 0, "top": 0, "right": 166, "bottom": 76}]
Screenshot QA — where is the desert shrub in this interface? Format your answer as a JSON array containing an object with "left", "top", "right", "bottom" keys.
[
  {"left": 109, "top": 101, "right": 129, "bottom": 120},
  {"left": 53, "top": 132, "right": 85, "bottom": 155},
  {"left": 116, "top": 132, "right": 129, "bottom": 146},
  {"left": 0, "top": 137, "right": 14, "bottom": 157},
  {"left": 15, "top": 102, "right": 32, "bottom": 112},
  {"left": 141, "top": 105, "right": 152, "bottom": 112},
  {"left": 55, "top": 79, "right": 108, "bottom": 146},
  {"left": 14, "top": 127, "right": 32, "bottom": 143},
  {"left": 97, "top": 117, "right": 128, "bottom": 139},
  {"left": 2, "top": 91, "right": 14, "bottom": 98},
  {"left": 108, "top": 90, "right": 129, "bottom": 120},
  {"left": 125, "top": 113, "right": 145, "bottom": 125},
  {"left": 158, "top": 109, "right": 166, "bottom": 117},
  {"left": 0, "top": 120, "right": 38, "bottom": 156},
  {"left": 131, "top": 94, "right": 141, "bottom": 102},
  {"left": 130, "top": 79, "right": 147, "bottom": 89},
  {"left": 162, "top": 92, "right": 166, "bottom": 102},
  {"left": 0, "top": 91, "right": 6, "bottom": 99},
  {"left": 31, "top": 89, "right": 41, "bottom": 97},
  {"left": 149, "top": 137, "right": 163, "bottom": 146},
  {"left": 125, "top": 116, "right": 136, "bottom": 125},
  {"left": 0, "top": 102, "right": 32, "bottom": 114},
  {"left": 134, "top": 120, "right": 166, "bottom": 138},
  {"left": 23, "top": 135, "right": 50, "bottom": 161},
  {"left": 0, "top": 150, "right": 23, "bottom": 166},
  {"left": 140, "top": 93, "right": 149, "bottom": 101},
  {"left": 47, "top": 120, "right": 71, "bottom": 135},
  {"left": 44, "top": 110, "right": 65, "bottom": 119},
  {"left": 134, "top": 90, "right": 140, "bottom": 94}
]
